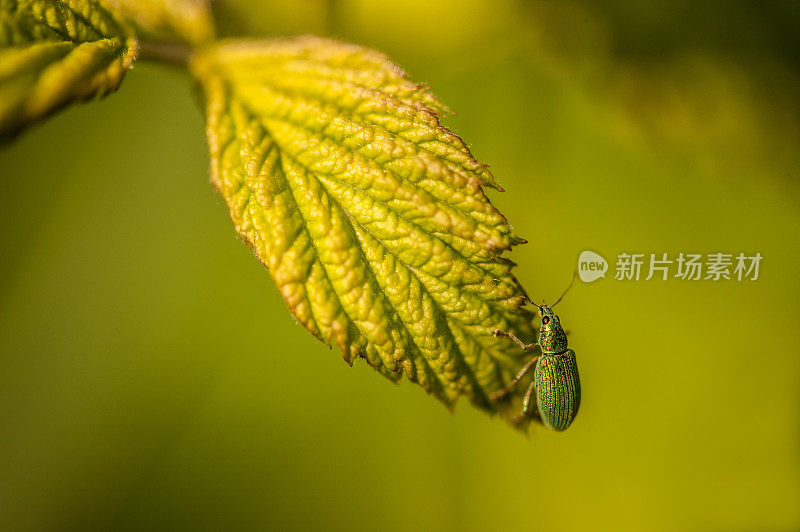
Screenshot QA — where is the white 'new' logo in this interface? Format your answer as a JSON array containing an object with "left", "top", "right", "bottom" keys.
[{"left": 578, "top": 251, "right": 608, "bottom": 282}]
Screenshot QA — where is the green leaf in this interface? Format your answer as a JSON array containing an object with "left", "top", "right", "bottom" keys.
[
  {"left": 106, "top": 0, "right": 213, "bottom": 46},
  {"left": 0, "top": 0, "right": 137, "bottom": 139},
  {"left": 191, "top": 37, "right": 537, "bottom": 426}
]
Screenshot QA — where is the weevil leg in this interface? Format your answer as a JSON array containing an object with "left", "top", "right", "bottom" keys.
[
  {"left": 520, "top": 380, "right": 536, "bottom": 415},
  {"left": 490, "top": 354, "right": 539, "bottom": 401},
  {"left": 492, "top": 330, "right": 539, "bottom": 352},
  {"left": 511, "top": 381, "right": 538, "bottom": 425}
]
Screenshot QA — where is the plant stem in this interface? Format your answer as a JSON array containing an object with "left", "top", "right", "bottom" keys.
[{"left": 138, "top": 40, "right": 193, "bottom": 66}]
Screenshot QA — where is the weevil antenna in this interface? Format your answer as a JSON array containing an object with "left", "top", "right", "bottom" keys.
[
  {"left": 524, "top": 293, "right": 543, "bottom": 309},
  {"left": 551, "top": 271, "right": 578, "bottom": 309}
]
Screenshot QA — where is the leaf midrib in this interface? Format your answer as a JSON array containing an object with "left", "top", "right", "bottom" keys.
[
  {"left": 257, "top": 109, "right": 523, "bottom": 302},
  {"left": 273, "top": 122, "right": 504, "bottom": 408},
  {"left": 260, "top": 113, "right": 450, "bottom": 395}
]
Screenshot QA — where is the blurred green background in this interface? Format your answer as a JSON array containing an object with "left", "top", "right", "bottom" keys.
[{"left": 2, "top": 0, "right": 799, "bottom": 530}]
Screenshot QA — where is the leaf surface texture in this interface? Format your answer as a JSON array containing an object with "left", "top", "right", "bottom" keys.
[
  {"left": 192, "top": 37, "right": 537, "bottom": 422},
  {"left": 0, "top": 0, "right": 137, "bottom": 139}
]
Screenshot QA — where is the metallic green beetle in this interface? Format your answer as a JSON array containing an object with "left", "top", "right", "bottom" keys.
[{"left": 491, "top": 287, "right": 581, "bottom": 431}]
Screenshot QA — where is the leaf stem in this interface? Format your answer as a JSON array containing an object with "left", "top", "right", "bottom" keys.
[{"left": 138, "top": 40, "right": 193, "bottom": 66}]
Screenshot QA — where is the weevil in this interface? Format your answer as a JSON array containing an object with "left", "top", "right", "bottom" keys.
[{"left": 491, "top": 277, "right": 581, "bottom": 431}]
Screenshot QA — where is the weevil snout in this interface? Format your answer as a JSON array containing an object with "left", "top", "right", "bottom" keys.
[
  {"left": 537, "top": 305, "right": 559, "bottom": 329},
  {"left": 537, "top": 305, "right": 568, "bottom": 354}
]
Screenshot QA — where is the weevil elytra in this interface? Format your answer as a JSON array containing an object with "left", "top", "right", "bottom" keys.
[{"left": 491, "top": 277, "right": 581, "bottom": 431}]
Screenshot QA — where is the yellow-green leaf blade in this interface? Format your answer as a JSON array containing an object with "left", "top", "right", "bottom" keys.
[
  {"left": 0, "top": 0, "right": 137, "bottom": 139},
  {"left": 192, "top": 37, "right": 536, "bottom": 426}
]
